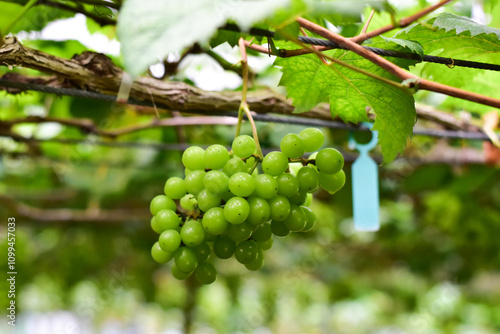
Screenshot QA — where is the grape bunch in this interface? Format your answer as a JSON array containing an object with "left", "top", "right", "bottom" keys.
[{"left": 149, "top": 128, "right": 345, "bottom": 284}]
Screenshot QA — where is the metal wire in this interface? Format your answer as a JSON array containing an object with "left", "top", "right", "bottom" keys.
[{"left": 0, "top": 78, "right": 496, "bottom": 141}]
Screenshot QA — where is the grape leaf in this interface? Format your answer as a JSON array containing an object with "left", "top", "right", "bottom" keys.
[
  {"left": 117, "top": 0, "right": 290, "bottom": 77},
  {"left": 432, "top": 12, "right": 500, "bottom": 38},
  {"left": 275, "top": 51, "right": 415, "bottom": 163}
]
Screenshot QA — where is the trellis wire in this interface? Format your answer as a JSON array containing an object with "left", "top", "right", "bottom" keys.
[
  {"left": 222, "top": 24, "right": 500, "bottom": 72},
  {"left": 0, "top": 79, "right": 496, "bottom": 141}
]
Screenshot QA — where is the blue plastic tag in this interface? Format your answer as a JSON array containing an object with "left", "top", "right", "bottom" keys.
[{"left": 349, "top": 125, "right": 380, "bottom": 231}]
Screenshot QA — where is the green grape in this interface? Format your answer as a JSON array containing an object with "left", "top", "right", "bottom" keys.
[
  {"left": 232, "top": 135, "right": 256, "bottom": 158},
  {"left": 223, "top": 157, "right": 246, "bottom": 176},
  {"left": 319, "top": 170, "right": 345, "bottom": 194},
  {"left": 301, "top": 206, "right": 316, "bottom": 232},
  {"left": 182, "top": 146, "right": 205, "bottom": 171},
  {"left": 282, "top": 204, "right": 307, "bottom": 232},
  {"left": 213, "top": 236, "right": 236, "bottom": 259},
  {"left": 193, "top": 242, "right": 211, "bottom": 262},
  {"left": 228, "top": 172, "right": 255, "bottom": 197},
  {"left": 288, "top": 162, "right": 302, "bottom": 176},
  {"left": 289, "top": 190, "right": 307, "bottom": 206},
  {"left": 297, "top": 166, "right": 319, "bottom": 193},
  {"left": 315, "top": 148, "right": 344, "bottom": 174},
  {"left": 271, "top": 219, "right": 291, "bottom": 237},
  {"left": 150, "top": 195, "right": 176, "bottom": 216},
  {"left": 254, "top": 174, "right": 278, "bottom": 199},
  {"left": 226, "top": 221, "right": 253, "bottom": 243},
  {"left": 252, "top": 222, "right": 272, "bottom": 242},
  {"left": 159, "top": 229, "right": 182, "bottom": 252},
  {"left": 244, "top": 248, "right": 264, "bottom": 271},
  {"left": 276, "top": 173, "right": 299, "bottom": 197},
  {"left": 262, "top": 151, "right": 289, "bottom": 176},
  {"left": 305, "top": 193, "right": 313, "bottom": 206},
  {"left": 203, "top": 170, "right": 229, "bottom": 194},
  {"left": 268, "top": 195, "right": 291, "bottom": 221},
  {"left": 224, "top": 197, "right": 250, "bottom": 224},
  {"left": 280, "top": 133, "right": 305, "bottom": 158},
  {"left": 164, "top": 177, "right": 187, "bottom": 199},
  {"left": 220, "top": 191, "right": 235, "bottom": 202},
  {"left": 246, "top": 197, "right": 271, "bottom": 225},
  {"left": 180, "top": 220, "right": 205, "bottom": 247},
  {"left": 184, "top": 170, "right": 206, "bottom": 196},
  {"left": 171, "top": 264, "right": 193, "bottom": 280},
  {"left": 202, "top": 207, "right": 228, "bottom": 235},
  {"left": 204, "top": 232, "right": 217, "bottom": 242},
  {"left": 235, "top": 240, "right": 258, "bottom": 264},
  {"left": 151, "top": 241, "right": 174, "bottom": 263},
  {"left": 299, "top": 128, "right": 324, "bottom": 152},
  {"left": 257, "top": 237, "right": 273, "bottom": 251},
  {"left": 174, "top": 246, "right": 198, "bottom": 273},
  {"left": 155, "top": 209, "right": 181, "bottom": 231},
  {"left": 205, "top": 144, "right": 229, "bottom": 170},
  {"left": 245, "top": 156, "right": 256, "bottom": 172},
  {"left": 180, "top": 194, "right": 197, "bottom": 211},
  {"left": 195, "top": 262, "right": 217, "bottom": 284},
  {"left": 197, "top": 188, "right": 221, "bottom": 212},
  {"left": 150, "top": 216, "right": 163, "bottom": 234}
]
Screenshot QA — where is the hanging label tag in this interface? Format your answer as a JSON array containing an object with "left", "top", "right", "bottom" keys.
[{"left": 349, "top": 125, "right": 380, "bottom": 231}]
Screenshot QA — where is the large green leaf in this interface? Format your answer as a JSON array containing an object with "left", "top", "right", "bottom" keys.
[
  {"left": 117, "top": 0, "right": 290, "bottom": 77},
  {"left": 275, "top": 51, "right": 415, "bottom": 163}
]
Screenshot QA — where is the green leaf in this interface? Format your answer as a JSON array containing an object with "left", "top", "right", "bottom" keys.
[
  {"left": 275, "top": 52, "right": 415, "bottom": 162},
  {"left": 380, "top": 36, "right": 424, "bottom": 57},
  {"left": 432, "top": 12, "right": 500, "bottom": 38},
  {"left": 117, "top": 0, "right": 290, "bottom": 77}
]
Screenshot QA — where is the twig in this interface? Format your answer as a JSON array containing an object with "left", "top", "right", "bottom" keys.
[
  {"left": 352, "top": 0, "right": 455, "bottom": 43},
  {"left": 238, "top": 38, "right": 263, "bottom": 159},
  {"left": 296, "top": 17, "right": 500, "bottom": 109},
  {"left": 360, "top": 9, "right": 376, "bottom": 35}
]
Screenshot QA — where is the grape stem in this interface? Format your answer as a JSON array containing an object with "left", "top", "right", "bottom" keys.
[{"left": 237, "top": 38, "right": 264, "bottom": 161}]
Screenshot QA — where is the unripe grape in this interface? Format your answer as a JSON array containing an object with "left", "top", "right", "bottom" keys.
[
  {"left": 246, "top": 197, "right": 271, "bottom": 225},
  {"left": 202, "top": 207, "right": 228, "bottom": 235},
  {"left": 150, "top": 195, "right": 176, "bottom": 216},
  {"left": 257, "top": 237, "right": 273, "bottom": 250},
  {"left": 224, "top": 197, "right": 250, "bottom": 224},
  {"left": 223, "top": 157, "right": 246, "bottom": 176},
  {"left": 195, "top": 262, "right": 217, "bottom": 284},
  {"left": 280, "top": 133, "right": 305, "bottom": 158},
  {"left": 171, "top": 264, "right": 193, "bottom": 280},
  {"left": 244, "top": 248, "right": 264, "bottom": 271},
  {"left": 262, "top": 151, "right": 288, "bottom": 176},
  {"left": 299, "top": 128, "right": 324, "bottom": 152},
  {"left": 203, "top": 170, "right": 229, "bottom": 194},
  {"left": 213, "top": 236, "right": 236, "bottom": 259},
  {"left": 297, "top": 166, "right": 319, "bottom": 193},
  {"left": 254, "top": 174, "right": 278, "bottom": 199},
  {"left": 180, "top": 194, "right": 197, "bottom": 211},
  {"left": 318, "top": 170, "right": 345, "bottom": 194},
  {"left": 271, "top": 219, "right": 290, "bottom": 237},
  {"left": 182, "top": 146, "right": 205, "bottom": 170},
  {"left": 205, "top": 144, "right": 229, "bottom": 170},
  {"left": 282, "top": 204, "right": 307, "bottom": 232},
  {"left": 226, "top": 221, "right": 253, "bottom": 242},
  {"left": 252, "top": 222, "right": 272, "bottom": 242},
  {"left": 268, "top": 195, "right": 291, "bottom": 221},
  {"left": 315, "top": 148, "right": 344, "bottom": 174},
  {"left": 235, "top": 240, "right": 258, "bottom": 264},
  {"left": 301, "top": 206, "right": 316, "bottom": 232},
  {"left": 164, "top": 177, "right": 187, "bottom": 199},
  {"left": 151, "top": 241, "right": 174, "bottom": 263},
  {"left": 174, "top": 246, "right": 198, "bottom": 273},
  {"left": 193, "top": 242, "right": 211, "bottom": 262},
  {"left": 185, "top": 170, "right": 206, "bottom": 196},
  {"left": 180, "top": 220, "right": 205, "bottom": 247},
  {"left": 197, "top": 188, "right": 221, "bottom": 212},
  {"left": 228, "top": 172, "right": 255, "bottom": 197},
  {"left": 276, "top": 173, "right": 299, "bottom": 198},
  {"left": 232, "top": 135, "right": 256, "bottom": 158},
  {"left": 159, "top": 229, "right": 182, "bottom": 253},
  {"left": 155, "top": 209, "right": 181, "bottom": 231}
]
